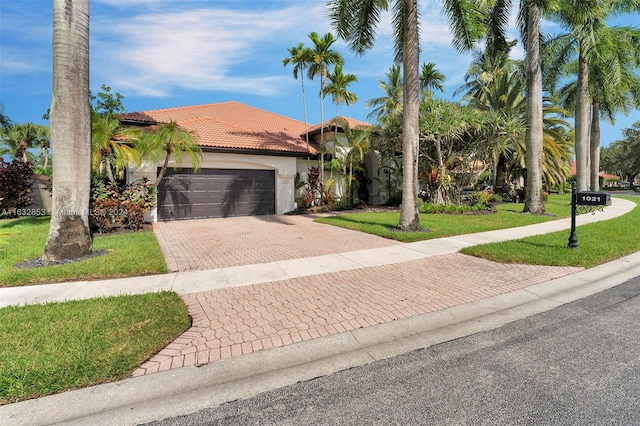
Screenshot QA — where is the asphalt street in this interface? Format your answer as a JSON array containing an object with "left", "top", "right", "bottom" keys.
[{"left": 145, "top": 275, "right": 640, "bottom": 426}]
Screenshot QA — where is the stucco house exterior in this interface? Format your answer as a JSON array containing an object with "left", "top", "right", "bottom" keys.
[{"left": 119, "top": 101, "right": 378, "bottom": 221}]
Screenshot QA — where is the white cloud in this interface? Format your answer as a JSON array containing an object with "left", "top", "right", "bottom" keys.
[{"left": 91, "top": 3, "right": 327, "bottom": 98}]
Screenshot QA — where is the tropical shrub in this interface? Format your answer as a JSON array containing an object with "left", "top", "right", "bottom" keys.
[
  {"left": 0, "top": 159, "right": 34, "bottom": 217},
  {"left": 90, "top": 177, "right": 156, "bottom": 233}
]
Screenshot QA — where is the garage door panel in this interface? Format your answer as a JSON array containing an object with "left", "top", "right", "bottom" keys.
[{"left": 158, "top": 168, "right": 275, "bottom": 220}]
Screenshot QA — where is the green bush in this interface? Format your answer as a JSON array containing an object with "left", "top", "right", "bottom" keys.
[
  {"left": 419, "top": 200, "right": 474, "bottom": 214},
  {"left": 466, "top": 190, "right": 494, "bottom": 210}
]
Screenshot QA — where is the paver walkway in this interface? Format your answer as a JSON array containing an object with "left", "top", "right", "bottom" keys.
[
  {"left": 153, "top": 214, "right": 401, "bottom": 271},
  {"left": 132, "top": 253, "right": 581, "bottom": 376}
]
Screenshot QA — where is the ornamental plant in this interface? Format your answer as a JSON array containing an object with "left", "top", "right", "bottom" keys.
[
  {"left": 0, "top": 159, "right": 35, "bottom": 217},
  {"left": 89, "top": 177, "right": 156, "bottom": 233}
]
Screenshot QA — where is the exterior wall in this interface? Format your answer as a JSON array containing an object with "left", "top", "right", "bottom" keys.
[
  {"left": 128, "top": 152, "right": 300, "bottom": 221},
  {"left": 366, "top": 150, "right": 385, "bottom": 205},
  {"left": 30, "top": 174, "right": 53, "bottom": 213}
]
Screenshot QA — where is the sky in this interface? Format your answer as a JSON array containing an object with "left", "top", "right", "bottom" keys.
[{"left": 1, "top": 0, "right": 639, "bottom": 148}]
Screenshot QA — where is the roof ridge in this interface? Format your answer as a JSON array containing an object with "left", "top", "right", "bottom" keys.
[{"left": 128, "top": 100, "right": 240, "bottom": 116}]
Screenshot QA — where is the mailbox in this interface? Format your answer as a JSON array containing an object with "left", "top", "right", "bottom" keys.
[{"left": 576, "top": 191, "right": 611, "bottom": 206}]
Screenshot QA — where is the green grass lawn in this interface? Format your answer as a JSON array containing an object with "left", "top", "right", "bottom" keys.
[
  {"left": 0, "top": 292, "right": 191, "bottom": 404},
  {"left": 316, "top": 194, "right": 574, "bottom": 243},
  {"left": 461, "top": 197, "right": 640, "bottom": 268},
  {"left": 0, "top": 216, "right": 167, "bottom": 287}
]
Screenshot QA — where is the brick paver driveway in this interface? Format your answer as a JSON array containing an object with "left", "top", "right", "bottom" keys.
[{"left": 153, "top": 213, "right": 401, "bottom": 271}]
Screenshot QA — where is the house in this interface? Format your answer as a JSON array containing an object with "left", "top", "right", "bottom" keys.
[
  {"left": 569, "top": 161, "right": 621, "bottom": 187},
  {"left": 119, "top": 101, "right": 377, "bottom": 221}
]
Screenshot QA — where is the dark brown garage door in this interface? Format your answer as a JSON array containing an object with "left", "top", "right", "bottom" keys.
[{"left": 157, "top": 168, "right": 275, "bottom": 220}]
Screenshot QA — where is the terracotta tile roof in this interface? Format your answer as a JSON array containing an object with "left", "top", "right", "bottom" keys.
[
  {"left": 570, "top": 161, "right": 619, "bottom": 180},
  {"left": 307, "top": 116, "right": 371, "bottom": 136},
  {"left": 119, "top": 101, "right": 318, "bottom": 155}
]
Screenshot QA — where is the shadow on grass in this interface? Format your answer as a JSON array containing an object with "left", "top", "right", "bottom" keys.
[
  {"left": 318, "top": 212, "right": 399, "bottom": 229},
  {"left": 0, "top": 215, "right": 50, "bottom": 229}
]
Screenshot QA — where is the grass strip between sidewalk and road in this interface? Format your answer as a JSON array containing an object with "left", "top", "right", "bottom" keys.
[
  {"left": 0, "top": 216, "right": 167, "bottom": 287},
  {"left": 0, "top": 292, "right": 191, "bottom": 405},
  {"left": 460, "top": 197, "right": 640, "bottom": 268},
  {"left": 316, "top": 195, "right": 574, "bottom": 243}
]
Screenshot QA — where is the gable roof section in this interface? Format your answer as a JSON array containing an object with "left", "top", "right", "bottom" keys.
[
  {"left": 307, "top": 116, "right": 371, "bottom": 136},
  {"left": 119, "top": 101, "right": 318, "bottom": 155}
]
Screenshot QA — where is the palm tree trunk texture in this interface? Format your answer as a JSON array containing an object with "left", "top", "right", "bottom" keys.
[
  {"left": 523, "top": 1, "right": 545, "bottom": 215},
  {"left": 398, "top": 0, "right": 421, "bottom": 231},
  {"left": 575, "top": 49, "right": 591, "bottom": 192},
  {"left": 589, "top": 101, "right": 602, "bottom": 191},
  {"left": 43, "top": 0, "right": 93, "bottom": 261}
]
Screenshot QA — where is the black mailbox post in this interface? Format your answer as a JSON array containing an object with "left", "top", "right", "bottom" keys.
[{"left": 568, "top": 183, "right": 611, "bottom": 249}]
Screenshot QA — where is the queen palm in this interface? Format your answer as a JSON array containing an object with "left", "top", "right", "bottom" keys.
[
  {"left": 283, "top": 43, "right": 314, "bottom": 154},
  {"left": 329, "top": 0, "right": 485, "bottom": 230},
  {"left": 44, "top": 0, "right": 92, "bottom": 261},
  {"left": 307, "top": 32, "right": 344, "bottom": 184},
  {"left": 91, "top": 110, "right": 142, "bottom": 185}
]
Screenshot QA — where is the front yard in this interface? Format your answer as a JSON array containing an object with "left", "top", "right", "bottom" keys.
[{"left": 0, "top": 216, "right": 167, "bottom": 287}]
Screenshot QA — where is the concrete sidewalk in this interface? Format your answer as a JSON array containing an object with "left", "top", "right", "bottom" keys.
[{"left": 1, "top": 197, "right": 639, "bottom": 425}]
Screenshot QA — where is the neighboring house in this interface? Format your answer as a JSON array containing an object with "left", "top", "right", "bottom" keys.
[
  {"left": 119, "top": 101, "right": 378, "bottom": 221},
  {"left": 569, "top": 161, "right": 621, "bottom": 188}
]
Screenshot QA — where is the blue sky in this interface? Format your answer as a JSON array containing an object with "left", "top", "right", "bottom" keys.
[{"left": 1, "top": 0, "right": 638, "bottom": 147}]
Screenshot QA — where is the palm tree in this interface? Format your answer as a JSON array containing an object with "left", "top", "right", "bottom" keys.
[
  {"left": 307, "top": 31, "right": 344, "bottom": 185},
  {"left": 419, "top": 62, "right": 445, "bottom": 99},
  {"left": 44, "top": 0, "right": 92, "bottom": 261},
  {"left": 366, "top": 64, "right": 403, "bottom": 123},
  {"left": 90, "top": 110, "right": 142, "bottom": 185},
  {"left": 544, "top": 0, "right": 640, "bottom": 192},
  {"left": 283, "top": 43, "right": 314, "bottom": 154},
  {"left": 0, "top": 123, "right": 49, "bottom": 163},
  {"left": 328, "top": 0, "right": 485, "bottom": 230},
  {"left": 325, "top": 64, "right": 359, "bottom": 120},
  {"left": 479, "top": 0, "right": 557, "bottom": 213},
  {"left": 0, "top": 101, "right": 11, "bottom": 129},
  {"left": 332, "top": 118, "right": 370, "bottom": 206},
  {"left": 141, "top": 121, "right": 203, "bottom": 190},
  {"left": 547, "top": 25, "right": 640, "bottom": 191}
]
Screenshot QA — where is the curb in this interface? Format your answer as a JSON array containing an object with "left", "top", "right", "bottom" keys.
[{"left": 3, "top": 251, "right": 639, "bottom": 426}]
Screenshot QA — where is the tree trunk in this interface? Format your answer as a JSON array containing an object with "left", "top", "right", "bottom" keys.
[
  {"left": 43, "top": 0, "right": 92, "bottom": 261},
  {"left": 398, "top": 0, "right": 421, "bottom": 230},
  {"left": 522, "top": 1, "right": 545, "bottom": 215},
  {"left": 301, "top": 73, "right": 311, "bottom": 170},
  {"left": 153, "top": 149, "right": 172, "bottom": 190},
  {"left": 589, "top": 101, "right": 601, "bottom": 191},
  {"left": 575, "top": 46, "right": 590, "bottom": 192},
  {"left": 319, "top": 68, "right": 326, "bottom": 187}
]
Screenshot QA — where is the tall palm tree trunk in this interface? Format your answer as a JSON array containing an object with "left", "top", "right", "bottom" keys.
[
  {"left": 575, "top": 48, "right": 590, "bottom": 192},
  {"left": 523, "top": 1, "right": 545, "bottom": 215},
  {"left": 398, "top": 0, "right": 421, "bottom": 230},
  {"left": 44, "top": 0, "right": 92, "bottom": 261},
  {"left": 589, "top": 101, "right": 601, "bottom": 191},
  {"left": 301, "top": 73, "right": 311, "bottom": 169},
  {"left": 319, "top": 70, "right": 326, "bottom": 186}
]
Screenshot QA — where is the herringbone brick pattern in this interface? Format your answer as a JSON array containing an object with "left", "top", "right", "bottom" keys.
[
  {"left": 132, "top": 253, "right": 581, "bottom": 376},
  {"left": 154, "top": 214, "right": 401, "bottom": 271}
]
